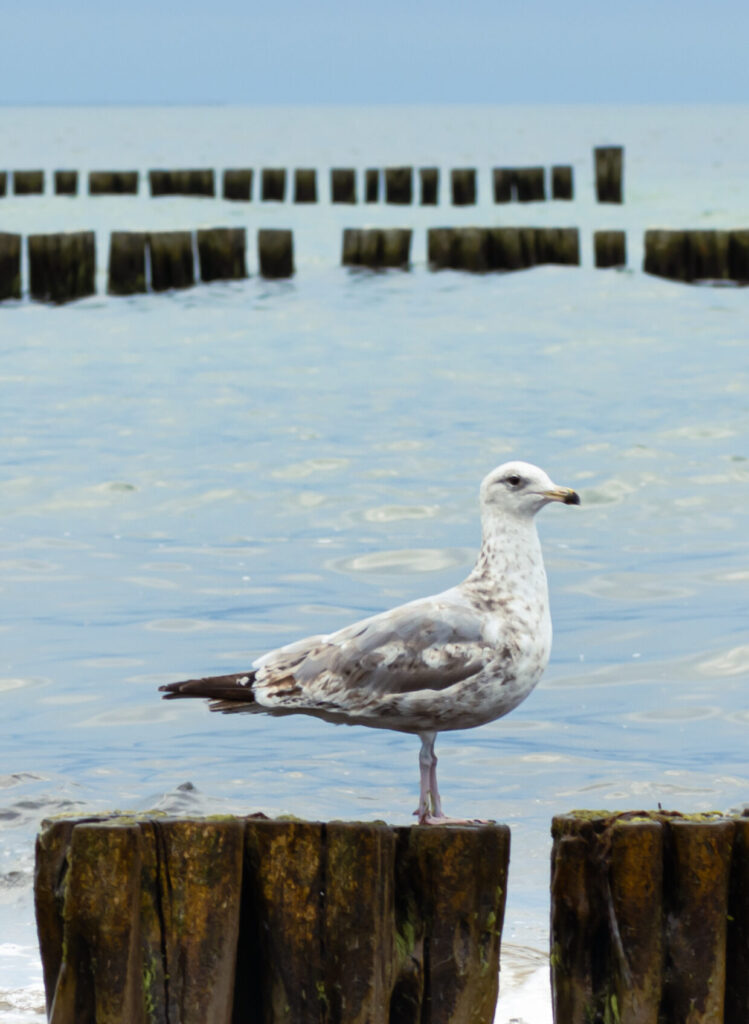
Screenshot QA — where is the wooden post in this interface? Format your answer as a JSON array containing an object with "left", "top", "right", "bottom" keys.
[
  {"left": 643, "top": 230, "right": 690, "bottom": 282},
  {"left": 294, "top": 168, "right": 317, "bottom": 203},
  {"left": 535, "top": 227, "right": 580, "bottom": 265},
  {"left": 36, "top": 814, "right": 510, "bottom": 1024},
  {"left": 147, "top": 231, "right": 195, "bottom": 291},
  {"left": 451, "top": 169, "right": 476, "bottom": 206},
  {"left": 729, "top": 229, "right": 749, "bottom": 283},
  {"left": 331, "top": 168, "right": 356, "bottom": 204},
  {"left": 385, "top": 166, "right": 413, "bottom": 204},
  {"left": 89, "top": 171, "right": 138, "bottom": 195},
  {"left": 594, "top": 230, "right": 627, "bottom": 268},
  {"left": 55, "top": 171, "right": 78, "bottom": 195},
  {"left": 492, "top": 168, "right": 513, "bottom": 203},
  {"left": 261, "top": 168, "right": 286, "bottom": 202},
  {"left": 222, "top": 168, "right": 253, "bottom": 201},
  {"left": 258, "top": 229, "right": 294, "bottom": 278},
  {"left": 149, "top": 170, "right": 214, "bottom": 196},
  {"left": 551, "top": 811, "right": 736, "bottom": 1024},
  {"left": 420, "top": 167, "right": 439, "bottom": 205},
  {"left": 688, "top": 229, "right": 730, "bottom": 281},
  {"left": 382, "top": 229, "right": 411, "bottom": 269},
  {"left": 28, "top": 231, "right": 96, "bottom": 304},
  {"left": 515, "top": 167, "right": 546, "bottom": 202},
  {"left": 107, "top": 232, "right": 147, "bottom": 295},
  {"left": 197, "top": 227, "right": 247, "bottom": 282},
  {"left": 427, "top": 228, "right": 457, "bottom": 270},
  {"left": 594, "top": 146, "right": 624, "bottom": 203},
  {"left": 551, "top": 165, "right": 573, "bottom": 200},
  {"left": 14, "top": 170, "right": 44, "bottom": 194},
  {"left": 342, "top": 229, "right": 411, "bottom": 270},
  {"left": 148, "top": 170, "right": 169, "bottom": 196},
  {"left": 365, "top": 168, "right": 380, "bottom": 203},
  {"left": 0, "top": 171, "right": 7, "bottom": 196},
  {"left": 453, "top": 228, "right": 489, "bottom": 271},
  {"left": 0, "top": 232, "right": 22, "bottom": 300},
  {"left": 726, "top": 818, "right": 749, "bottom": 1020},
  {"left": 487, "top": 227, "right": 536, "bottom": 271}
]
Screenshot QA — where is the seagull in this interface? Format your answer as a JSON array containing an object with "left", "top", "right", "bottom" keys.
[{"left": 160, "top": 461, "right": 580, "bottom": 823}]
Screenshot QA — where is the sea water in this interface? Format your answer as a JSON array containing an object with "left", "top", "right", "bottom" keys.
[{"left": 1, "top": 104, "right": 748, "bottom": 1022}]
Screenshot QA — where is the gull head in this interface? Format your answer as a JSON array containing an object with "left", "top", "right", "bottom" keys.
[{"left": 479, "top": 461, "right": 580, "bottom": 522}]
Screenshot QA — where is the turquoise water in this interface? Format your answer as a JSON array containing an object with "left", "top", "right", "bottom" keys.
[{"left": 1, "top": 105, "right": 748, "bottom": 1022}]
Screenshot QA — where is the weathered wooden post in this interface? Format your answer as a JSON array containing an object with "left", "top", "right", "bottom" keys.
[
  {"left": 454, "top": 228, "right": 489, "bottom": 271},
  {"left": 107, "top": 232, "right": 147, "bottom": 295},
  {"left": 331, "top": 168, "right": 356, "bottom": 204},
  {"left": 0, "top": 232, "right": 22, "bottom": 300},
  {"left": 535, "top": 227, "right": 580, "bottom": 265},
  {"left": 385, "top": 166, "right": 413, "bottom": 204},
  {"left": 594, "top": 230, "right": 627, "bottom": 268},
  {"left": 365, "top": 168, "right": 380, "bottom": 202},
  {"left": 515, "top": 167, "right": 546, "bottom": 202},
  {"left": 487, "top": 227, "right": 536, "bottom": 271},
  {"left": 55, "top": 170, "right": 78, "bottom": 195},
  {"left": 294, "top": 168, "right": 317, "bottom": 203},
  {"left": 594, "top": 146, "right": 624, "bottom": 203},
  {"left": 688, "top": 229, "right": 730, "bottom": 281},
  {"left": 28, "top": 231, "right": 96, "bottom": 304},
  {"left": 261, "top": 168, "right": 286, "bottom": 202},
  {"left": 147, "top": 231, "right": 195, "bottom": 291},
  {"left": 492, "top": 168, "right": 513, "bottom": 203},
  {"left": 0, "top": 171, "right": 7, "bottom": 196},
  {"left": 89, "top": 171, "right": 138, "bottom": 195},
  {"left": 14, "top": 170, "right": 44, "bottom": 194},
  {"left": 36, "top": 814, "right": 510, "bottom": 1024},
  {"left": 222, "top": 168, "right": 253, "bottom": 201},
  {"left": 729, "top": 229, "right": 749, "bottom": 283},
  {"left": 197, "top": 227, "right": 247, "bottom": 282},
  {"left": 643, "top": 230, "right": 690, "bottom": 282},
  {"left": 427, "top": 228, "right": 457, "bottom": 269},
  {"left": 343, "top": 229, "right": 411, "bottom": 269},
  {"left": 420, "top": 167, "right": 439, "bottom": 205},
  {"left": 551, "top": 811, "right": 738, "bottom": 1024},
  {"left": 551, "top": 165, "right": 574, "bottom": 199},
  {"left": 258, "top": 229, "right": 294, "bottom": 278},
  {"left": 148, "top": 170, "right": 169, "bottom": 196},
  {"left": 185, "top": 169, "right": 215, "bottom": 196},
  {"left": 726, "top": 818, "right": 749, "bottom": 1020},
  {"left": 451, "top": 169, "right": 476, "bottom": 205}
]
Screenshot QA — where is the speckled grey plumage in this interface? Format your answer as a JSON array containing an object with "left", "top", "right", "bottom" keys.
[{"left": 160, "top": 460, "right": 580, "bottom": 822}]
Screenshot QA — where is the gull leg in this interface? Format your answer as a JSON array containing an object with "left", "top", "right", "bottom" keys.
[{"left": 415, "top": 731, "right": 494, "bottom": 826}]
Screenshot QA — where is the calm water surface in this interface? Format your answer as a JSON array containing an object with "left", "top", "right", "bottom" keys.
[{"left": 1, "top": 105, "right": 748, "bottom": 1023}]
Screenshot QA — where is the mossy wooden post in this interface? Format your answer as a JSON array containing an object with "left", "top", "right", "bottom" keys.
[
  {"left": 55, "top": 170, "right": 78, "bottom": 195},
  {"left": 261, "top": 168, "right": 286, "bottom": 201},
  {"left": 258, "top": 229, "right": 294, "bottom": 278},
  {"left": 729, "top": 229, "right": 749, "bottom": 282},
  {"left": 551, "top": 165, "right": 573, "bottom": 199},
  {"left": 515, "top": 167, "right": 546, "bottom": 202},
  {"left": 420, "top": 167, "right": 439, "bottom": 205},
  {"left": 643, "top": 230, "right": 690, "bottom": 282},
  {"left": 661, "top": 819, "right": 733, "bottom": 1024},
  {"left": 427, "top": 228, "right": 457, "bottom": 270},
  {"left": 594, "top": 145, "right": 624, "bottom": 203},
  {"left": 223, "top": 168, "right": 253, "bottom": 200},
  {"left": 14, "top": 170, "right": 44, "bottom": 194},
  {"left": 107, "top": 232, "right": 147, "bottom": 295},
  {"left": 398, "top": 825, "right": 510, "bottom": 1024},
  {"left": 89, "top": 171, "right": 138, "bottom": 195},
  {"left": 492, "top": 168, "right": 513, "bottom": 203},
  {"left": 551, "top": 813, "right": 664, "bottom": 1024},
  {"left": 331, "top": 168, "right": 356, "bottom": 203},
  {"left": 451, "top": 169, "right": 476, "bottom": 206},
  {"left": 385, "top": 166, "right": 413, "bottom": 204},
  {"left": 294, "top": 168, "right": 317, "bottom": 202},
  {"left": 487, "top": 227, "right": 536, "bottom": 272},
  {"left": 28, "top": 231, "right": 96, "bottom": 304},
  {"left": 197, "top": 227, "right": 247, "bottom": 282},
  {"left": 726, "top": 818, "right": 749, "bottom": 1020},
  {"left": 147, "top": 231, "right": 195, "bottom": 291},
  {"left": 0, "top": 232, "right": 22, "bottom": 300},
  {"left": 365, "top": 168, "right": 380, "bottom": 202},
  {"left": 594, "top": 230, "right": 627, "bottom": 268}
]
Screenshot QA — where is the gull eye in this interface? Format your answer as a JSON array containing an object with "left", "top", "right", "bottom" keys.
[{"left": 506, "top": 474, "right": 522, "bottom": 487}]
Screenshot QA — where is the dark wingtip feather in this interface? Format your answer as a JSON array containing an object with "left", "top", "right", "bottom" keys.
[{"left": 159, "top": 672, "right": 257, "bottom": 703}]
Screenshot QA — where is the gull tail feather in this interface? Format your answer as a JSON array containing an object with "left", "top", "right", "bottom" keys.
[{"left": 159, "top": 672, "right": 257, "bottom": 712}]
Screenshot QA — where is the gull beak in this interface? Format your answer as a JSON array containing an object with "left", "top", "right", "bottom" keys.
[{"left": 543, "top": 486, "right": 581, "bottom": 506}]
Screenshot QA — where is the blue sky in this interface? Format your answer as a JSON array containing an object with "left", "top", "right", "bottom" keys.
[{"left": 2, "top": 0, "right": 748, "bottom": 105}]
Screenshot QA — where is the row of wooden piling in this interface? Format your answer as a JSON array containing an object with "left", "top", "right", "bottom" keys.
[
  {"left": 551, "top": 810, "right": 749, "bottom": 1024},
  {"left": 644, "top": 228, "right": 749, "bottom": 283},
  {"left": 0, "top": 149, "right": 623, "bottom": 203},
  {"left": 35, "top": 814, "right": 510, "bottom": 1024}
]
